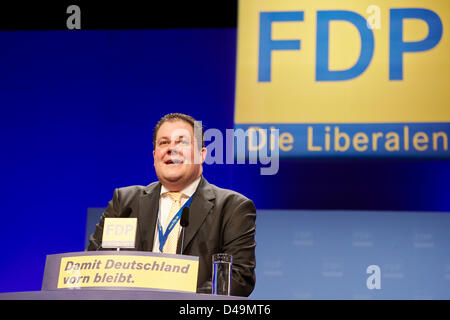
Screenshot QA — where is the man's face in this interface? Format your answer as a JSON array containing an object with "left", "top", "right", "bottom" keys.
[{"left": 153, "top": 120, "right": 206, "bottom": 191}]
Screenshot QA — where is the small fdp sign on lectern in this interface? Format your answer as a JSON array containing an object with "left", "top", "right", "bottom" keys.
[{"left": 102, "top": 218, "right": 137, "bottom": 249}]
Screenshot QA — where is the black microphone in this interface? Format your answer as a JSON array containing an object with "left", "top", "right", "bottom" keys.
[
  {"left": 180, "top": 207, "right": 190, "bottom": 255},
  {"left": 180, "top": 207, "right": 190, "bottom": 228}
]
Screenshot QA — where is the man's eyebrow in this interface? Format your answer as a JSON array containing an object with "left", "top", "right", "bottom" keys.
[{"left": 157, "top": 135, "right": 189, "bottom": 142}]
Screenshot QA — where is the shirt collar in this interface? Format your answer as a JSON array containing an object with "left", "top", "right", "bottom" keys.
[{"left": 160, "top": 176, "right": 202, "bottom": 198}]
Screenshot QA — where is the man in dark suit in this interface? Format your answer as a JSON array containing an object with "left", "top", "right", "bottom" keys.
[{"left": 88, "top": 113, "right": 256, "bottom": 297}]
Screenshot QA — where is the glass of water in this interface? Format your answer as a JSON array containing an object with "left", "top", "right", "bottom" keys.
[{"left": 212, "top": 253, "right": 233, "bottom": 295}]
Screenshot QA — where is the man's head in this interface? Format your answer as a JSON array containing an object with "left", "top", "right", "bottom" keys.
[{"left": 153, "top": 113, "right": 207, "bottom": 191}]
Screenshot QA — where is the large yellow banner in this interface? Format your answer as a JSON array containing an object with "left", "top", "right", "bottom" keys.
[{"left": 234, "top": 0, "right": 449, "bottom": 157}]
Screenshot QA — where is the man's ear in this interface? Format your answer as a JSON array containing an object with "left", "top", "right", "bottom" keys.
[{"left": 201, "top": 147, "right": 207, "bottom": 164}]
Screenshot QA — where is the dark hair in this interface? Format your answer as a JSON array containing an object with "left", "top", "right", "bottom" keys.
[{"left": 153, "top": 113, "right": 204, "bottom": 149}]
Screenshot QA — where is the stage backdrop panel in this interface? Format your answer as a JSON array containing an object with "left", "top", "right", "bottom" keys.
[
  {"left": 253, "top": 209, "right": 450, "bottom": 299},
  {"left": 234, "top": 0, "right": 450, "bottom": 158}
]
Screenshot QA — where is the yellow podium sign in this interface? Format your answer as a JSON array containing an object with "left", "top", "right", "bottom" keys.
[{"left": 48, "top": 252, "right": 199, "bottom": 293}]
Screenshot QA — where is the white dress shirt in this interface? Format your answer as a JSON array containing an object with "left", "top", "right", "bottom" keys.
[{"left": 152, "top": 176, "right": 201, "bottom": 253}]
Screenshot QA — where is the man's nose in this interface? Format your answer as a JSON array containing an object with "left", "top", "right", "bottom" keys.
[{"left": 167, "top": 142, "right": 180, "bottom": 153}]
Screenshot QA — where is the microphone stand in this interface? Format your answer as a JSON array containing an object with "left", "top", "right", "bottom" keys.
[
  {"left": 180, "top": 228, "right": 185, "bottom": 255},
  {"left": 180, "top": 207, "right": 190, "bottom": 255}
]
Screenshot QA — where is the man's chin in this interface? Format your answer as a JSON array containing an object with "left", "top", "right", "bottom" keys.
[
  {"left": 164, "top": 175, "right": 183, "bottom": 183},
  {"left": 159, "top": 171, "right": 186, "bottom": 185}
]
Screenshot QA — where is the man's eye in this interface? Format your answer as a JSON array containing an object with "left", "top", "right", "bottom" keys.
[
  {"left": 176, "top": 137, "right": 189, "bottom": 145},
  {"left": 159, "top": 140, "right": 169, "bottom": 145}
]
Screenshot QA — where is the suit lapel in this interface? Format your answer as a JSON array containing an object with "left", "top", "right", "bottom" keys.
[
  {"left": 138, "top": 182, "right": 161, "bottom": 251},
  {"left": 178, "top": 176, "right": 215, "bottom": 253}
]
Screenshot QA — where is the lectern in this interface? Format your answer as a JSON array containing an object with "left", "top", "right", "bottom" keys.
[{"left": 0, "top": 251, "right": 245, "bottom": 300}]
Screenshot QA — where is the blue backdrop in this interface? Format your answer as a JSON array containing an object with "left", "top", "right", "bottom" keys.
[{"left": 0, "top": 29, "right": 449, "bottom": 297}]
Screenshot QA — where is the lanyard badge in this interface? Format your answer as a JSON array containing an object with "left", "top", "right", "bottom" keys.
[{"left": 157, "top": 195, "right": 193, "bottom": 252}]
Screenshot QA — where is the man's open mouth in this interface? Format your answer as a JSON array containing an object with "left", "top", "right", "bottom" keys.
[{"left": 165, "top": 159, "right": 184, "bottom": 164}]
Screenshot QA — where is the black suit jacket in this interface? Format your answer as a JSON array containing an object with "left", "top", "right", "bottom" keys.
[{"left": 87, "top": 176, "right": 256, "bottom": 297}]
